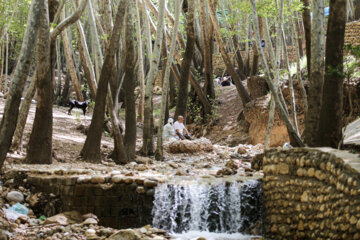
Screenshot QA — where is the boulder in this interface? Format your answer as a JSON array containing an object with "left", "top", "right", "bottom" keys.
[
  {"left": 6, "top": 191, "right": 24, "bottom": 203},
  {"left": 166, "top": 138, "right": 213, "bottom": 154},
  {"left": 82, "top": 218, "right": 98, "bottom": 225},
  {"left": 43, "top": 211, "right": 82, "bottom": 225},
  {"left": 108, "top": 229, "right": 142, "bottom": 240}
]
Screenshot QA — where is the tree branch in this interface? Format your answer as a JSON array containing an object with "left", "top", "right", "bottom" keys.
[{"left": 50, "top": 0, "right": 88, "bottom": 41}]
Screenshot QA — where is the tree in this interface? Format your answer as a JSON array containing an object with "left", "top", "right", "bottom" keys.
[
  {"left": 301, "top": 0, "right": 311, "bottom": 77},
  {"left": 207, "top": 0, "right": 251, "bottom": 106},
  {"left": 0, "top": 0, "right": 44, "bottom": 169},
  {"left": 318, "top": 0, "right": 347, "bottom": 147},
  {"left": 304, "top": 0, "right": 325, "bottom": 146},
  {"left": 124, "top": 2, "right": 136, "bottom": 161},
  {"left": 142, "top": 0, "right": 166, "bottom": 156},
  {"left": 80, "top": 0, "right": 128, "bottom": 163},
  {"left": 155, "top": 0, "right": 182, "bottom": 160},
  {"left": 26, "top": 0, "right": 52, "bottom": 164},
  {"left": 174, "top": 0, "right": 196, "bottom": 119}
]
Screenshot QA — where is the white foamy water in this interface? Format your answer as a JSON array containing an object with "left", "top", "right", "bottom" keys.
[
  {"left": 152, "top": 180, "right": 262, "bottom": 236},
  {"left": 171, "top": 231, "right": 256, "bottom": 240}
]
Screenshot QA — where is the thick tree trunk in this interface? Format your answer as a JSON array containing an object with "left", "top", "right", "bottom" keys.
[
  {"left": 80, "top": 0, "right": 127, "bottom": 163},
  {"left": 174, "top": 0, "right": 196, "bottom": 119},
  {"left": 199, "top": 0, "right": 215, "bottom": 99},
  {"left": 124, "top": 2, "right": 136, "bottom": 162},
  {"left": 318, "top": 0, "right": 347, "bottom": 147},
  {"left": 26, "top": 0, "right": 53, "bottom": 164},
  {"left": 207, "top": 0, "right": 251, "bottom": 106},
  {"left": 0, "top": 0, "right": 44, "bottom": 168},
  {"left": 142, "top": 0, "right": 166, "bottom": 156},
  {"left": 304, "top": 0, "right": 325, "bottom": 146},
  {"left": 155, "top": 0, "right": 181, "bottom": 160},
  {"left": 301, "top": 0, "right": 311, "bottom": 77}
]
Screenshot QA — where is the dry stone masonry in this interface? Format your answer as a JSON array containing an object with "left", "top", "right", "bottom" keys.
[
  {"left": 253, "top": 148, "right": 360, "bottom": 240},
  {"left": 345, "top": 20, "right": 360, "bottom": 46}
]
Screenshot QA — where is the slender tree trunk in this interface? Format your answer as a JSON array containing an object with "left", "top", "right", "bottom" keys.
[
  {"left": 174, "top": 0, "right": 196, "bottom": 119},
  {"left": 0, "top": 0, "right": 44, "bottom": 168},
  {"left": 61, "top": 7, "right": 83, "bottom": 101},
  {"left": 318, "top": 0, "right": 347, "bottom": 147},
  {"left": 0, "top": 43, "right": 4, "bottom": 92},
  {"left": 72, "top": 0, "right": 97, "bottom": 98},
  {"left": 55, "top": 38, "right": 62, "bottom": 98},
  {"left": 124, "top": 2, "right": 136, "bottom": 161},
  {"left": 304, "top": 0, "right": 325, "bottom": 146},
  {"left": 80, "top": 0, "right": 127, "bottom": 163},
  {"left": 155, "top": 0, "right": 182, "bottom": 160},
  {"left": 26, "top": 0, "right": 53, "bottom": 164},
  {"left": 142, "top": 0, "right": 166, "bottom": 156},
  {"left": 251, "top": 16, "right": 262, "bottom": 77},
  {"left": 135, "top": 0, "right": 145, "bottom": 123},
  {"left": 301, "top": 0, "right": 311, "bottom": 77},
  {"left": 207, "top": 0, "right": 251, "bottom": 106},
  {"left": 11, "top": 72, "right": 37, "bottom": 151}
]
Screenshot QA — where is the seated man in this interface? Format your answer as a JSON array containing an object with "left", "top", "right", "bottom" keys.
[
  {"left": 173, "top": 116, "right": 192, "bottom": 140},
  {"left": 162, "top": 118, "right": 177, "bottom": 142}
]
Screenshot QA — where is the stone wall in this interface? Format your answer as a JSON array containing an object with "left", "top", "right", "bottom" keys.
[
  {"left": 25, "top": 174, "right": 157, "bottom": 229},
  {"left": 253, "top": 148, "right": 360, "bottom": 239},
  {"left": 345, "top": 21, "right": 360, "bottom": 46}
]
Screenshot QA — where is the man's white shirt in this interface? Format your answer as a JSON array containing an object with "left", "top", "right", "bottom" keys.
[{"left": 173, "top": 121, "right": 185, "bottom": 135}]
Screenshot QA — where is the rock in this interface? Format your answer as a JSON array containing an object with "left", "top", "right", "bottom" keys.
[
  {"left": 216, "top": 167, "right": 237, "bottom": 176},
  {"left": 91, "top": 176, "right": 106, "bottom": 184},
  {"left": 167, "top": 138, "right": 213, "bottom": 154},
  {"left": 136, "top": 187, "right": 145, "bottom": 194},
  {"left": 98, "top": 228, "right": 113, "bottom": 237},
  {"left": 357, "top": 219, "right": 360, "bottom": 230},
  {"left": 6, "top": 191, "right": 24, "bottom": 203},
  {"left": 111, "top": 175, "right": 123, "bottom": 184},
  {"left": 82, "top": 213, "right": 98, "bottom": 220},
  {"left": 135, "top": 164, "right": 148, "bottom": 171},
  {"left": 237, "top": 146, "right": 247, "bottom": 154},
  {"left": 108, "top": 229, "right": 142, "bottom": 240},
  {"left": 43, "top": 211, "right": 82, "bottom": 226},
  {"left": 144, "top": 180, "right": 158, "bottom": 188},
  {"left": 85, "top": 229, "right": 97, "bottom": 239},
  {"left": 225, "top": 159, "right": 242, "bottom": 170},
  {"left": 0, "top": 230, "right": 8, "bottom": 240},
  {"left": 82, "top": 218, "right": 98, "bottom": 225},
  {"left": 196, "top": 238, "right": 207, "bottom": 240}
]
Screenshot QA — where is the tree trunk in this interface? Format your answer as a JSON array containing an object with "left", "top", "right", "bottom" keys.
[
  {"left": 142, "top": 0, "right": 166, "bottom": 156},
  {"left": 26, "top": 0, "right": 53, "bottom": 164},
  {"left": 135, "top": 0, "right": 145, "bottom": 123},
  {"left": 318, "top": 0, "right": 347, "bottom": 147},
  {"left": 304, "top": 0, "right": 325, "bottom": 146},
  {"left": 61, "top": 7, "right": 83, "bottom": 101},
  {"left": 0, "top": 0, "right": 44, "bottom": 168},
  {"left": 124, "top": 2, "right": 136, "bottom": 161},
  {"left": 207, "top": 0, "right": 251, "bottom": 106},
  {"left": 174, "top": 0, "right": 196, "bottom": 119},
  {"left": 155, "top": 0, "right": 181, "bottom": 160},
  {"left": 199, "top": 0, "right": 215, "bottom": 99},
  {"left": 80, "top": 0, "right": 127, "bottom": 163},
  {"left": 11, "top": 72, "right": 37, "bottom": 151},
  {"left": 301, "top": 0, "right": 311, "bottom": 77},
  {"left": 251, "top": 16, "right": 262, "bottom": 77}
]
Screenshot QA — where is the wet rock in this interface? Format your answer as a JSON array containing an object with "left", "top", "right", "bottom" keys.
[
  {"left": 6, "top": 191, "right": 24, "bottom": 203},
  {"left": 167, "top": 138, "right": 213, "bottom": 154},
  {"left": 108, "top": 229, "right": 142, "bottom": 240},
  {"left": 136, "top": 187, "right": 145, "bottom": 194}
]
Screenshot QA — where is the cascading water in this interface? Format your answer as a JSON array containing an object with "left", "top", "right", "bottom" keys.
[{"left": 152, "top": 179, "right": 262, "bottom": 239}]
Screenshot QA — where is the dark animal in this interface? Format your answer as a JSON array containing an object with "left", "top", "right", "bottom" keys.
[{"left": 68, "top": 100, "right": 90, "bottom": 116}]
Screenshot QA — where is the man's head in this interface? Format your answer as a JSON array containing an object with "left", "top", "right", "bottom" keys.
[{"left": 178, "top": 115, "right": 184, "bottom": 123}]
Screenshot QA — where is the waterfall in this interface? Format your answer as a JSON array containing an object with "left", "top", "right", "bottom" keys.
[{"left": 152, "top": 179, "right": 262, "bottom": 235}]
